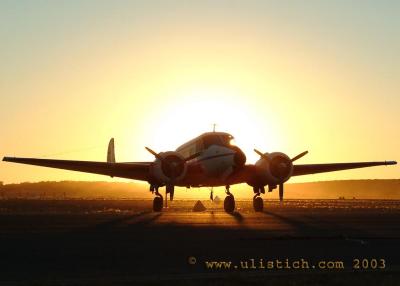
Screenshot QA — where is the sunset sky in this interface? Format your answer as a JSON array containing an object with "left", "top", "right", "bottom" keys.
[{"left": 0, "top": 0, "right": 399, "bottom": 185}]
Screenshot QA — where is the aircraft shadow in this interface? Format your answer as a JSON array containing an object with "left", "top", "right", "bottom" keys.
[
  {"left": 228, "top": 211, "right": 244, "bottom": 223},
  {"left": 261, "top": 210, "right": 330, "bottom": 237},
  {"left": 90, "top": 211, "right": 154, "bottom": 231},
  {"left": 262, "top": 210, "right": 371, "bottom": 239},
  {"left": 131, "top": 212, "right": 162, "bottom": 227}
]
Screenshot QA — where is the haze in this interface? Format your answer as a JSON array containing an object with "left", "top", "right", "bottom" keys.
[{"left": 1, "top": 0, "right": 399, "bottom": 184}]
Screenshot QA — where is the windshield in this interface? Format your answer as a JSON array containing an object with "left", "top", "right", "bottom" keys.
[{"left": 202, "top": 134, "right": 233, "bottom": 149}]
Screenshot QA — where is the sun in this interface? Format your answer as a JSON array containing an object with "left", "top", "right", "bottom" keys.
[{"left": 142, "top": 87, "right": 285, "bottom": 163}]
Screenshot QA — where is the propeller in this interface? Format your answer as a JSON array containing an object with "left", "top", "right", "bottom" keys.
[
  {"left": 147, "top": 147, "right": 199, "bottom": 202},
  {"left": 145, "top": 147, "right": 162, "bottom": 160},
  {"left": 254, "top": 149, "right": 308, "bottom": 162},
  {"left": 254, "top": 149, "right": 308, "bottom": 202},
  {"left": 145, "top": 147, "right": 201, "bottom": 181},
  {"left": 291, "top": 151, "right": 308, "bottom": 162},
  {"left": 254, "top": 149, "right": 268, "bottom": 160},
  {"left": 146, "top": 147, "right": 200, "bottom": 162}
]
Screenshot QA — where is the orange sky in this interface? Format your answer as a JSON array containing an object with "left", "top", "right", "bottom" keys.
[{"left": 0, "top": 1, "right": 399, "bottom": 184}]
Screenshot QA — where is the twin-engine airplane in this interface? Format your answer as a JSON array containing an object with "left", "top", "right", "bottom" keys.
[{"left": 3, "top": 131, "right": 397, "bottom": 212}]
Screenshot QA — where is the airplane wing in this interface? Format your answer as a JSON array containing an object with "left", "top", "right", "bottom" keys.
[
  {"left": 226, "top": 160, "right": 396, "bottom": 185},
  {"left": 292, "top": 161, "right": 397, "bottom": 176},
  {"left": 2, "top": 157, "right": 151, "bottom": 181}
]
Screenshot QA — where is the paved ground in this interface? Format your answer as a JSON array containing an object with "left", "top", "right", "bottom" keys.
[{"left": 0, "top": 199, "right": 399, "bottom": 285}]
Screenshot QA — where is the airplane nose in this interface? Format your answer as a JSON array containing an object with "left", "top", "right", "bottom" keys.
[{"left": 232, "top": 146, "right": 246, "bottom": 167}]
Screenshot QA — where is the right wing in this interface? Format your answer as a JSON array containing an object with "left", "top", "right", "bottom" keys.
[{"left": 2, "top": 157, "right": 151, "bottom": 181}]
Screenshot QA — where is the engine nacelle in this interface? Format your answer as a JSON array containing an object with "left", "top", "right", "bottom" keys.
[
  {"left": 255, "top": 152, "right": 293, "bottom": 185},
  {"left": 149, "top": 151, "right": 188, "bottom": 184}
]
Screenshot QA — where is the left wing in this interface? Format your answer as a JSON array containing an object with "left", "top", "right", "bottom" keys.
[
  {"left": 2, "top": 157, "right": 151, "bottom": 181},
  {"left": 292, "top": 161, "right": 397, "bottom": 176},
  {"left": 226, "top": 160, "right": 397, "bottom": 185}
]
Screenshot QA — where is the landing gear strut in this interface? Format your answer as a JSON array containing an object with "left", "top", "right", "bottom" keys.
[
  {"left": 224, "top": 185, "right": 235, "bottom": 213},
  {"left": 279, "top": 183, "right": 284, "bottom": 203}
]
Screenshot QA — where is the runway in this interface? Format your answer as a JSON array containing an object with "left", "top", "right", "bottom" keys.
[{"left": 0, "top": 199, "right": 399, "bottom": 285}]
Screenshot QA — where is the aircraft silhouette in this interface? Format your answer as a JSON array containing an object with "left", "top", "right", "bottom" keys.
[{"left": 3, "top": 132, "right": 397, "bottom": 212}]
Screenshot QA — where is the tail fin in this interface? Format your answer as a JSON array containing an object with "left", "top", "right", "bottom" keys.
[{"left": 107, "top": 138, "right": 116, "bottom": 163}]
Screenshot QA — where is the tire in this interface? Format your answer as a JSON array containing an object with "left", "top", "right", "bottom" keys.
[
  {"left": 253, "top": 197, "right": 263, "bottom": 212},
  {"left": 224, "top": 195, "right": 235, "bottom": 213},
  {"left": 153, "top": 196, "right": 163, "bottom": 212}
]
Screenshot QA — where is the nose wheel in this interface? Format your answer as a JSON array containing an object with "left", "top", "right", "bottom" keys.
[
  {"left": 224, "top": 195, "right": 235, "bottom": 213},
  {"left": 253, "top": 194, "right": 263, "bottom": 212},
  {"left": 224, "top": 185, "right": 235, "bottom": 213}
]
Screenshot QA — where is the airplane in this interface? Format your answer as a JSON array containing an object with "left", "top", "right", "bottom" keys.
[{"left": 2, "top": 131, "right": 397, "bottom": 212}]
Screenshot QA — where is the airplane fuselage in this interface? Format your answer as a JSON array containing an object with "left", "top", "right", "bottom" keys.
[{"left": 173, "top": 132, "right": 246, "bottom": 187}]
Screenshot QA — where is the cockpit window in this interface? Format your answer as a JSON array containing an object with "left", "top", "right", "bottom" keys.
[
  {"left": 202, "top": 135, "right": 232, "bottom": 149},
  {"left": 220, "top": 135, "right": 233, "bottom": 146}
]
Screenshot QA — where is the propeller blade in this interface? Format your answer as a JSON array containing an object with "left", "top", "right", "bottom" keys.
[
  {"left": 145, "top": 147, "right": 163, "bottom": 160},
  {"left": 184, "top": 152, "right": 201, "bottom": 162},
  {"left": 291, "top": 151, "right": 308, "bottom": 162},
  {"left": 254, "top": 149, "right": 269, "bottom": 160}
]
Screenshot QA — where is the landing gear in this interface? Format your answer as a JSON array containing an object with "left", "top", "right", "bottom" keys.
[
  {"left": 224, "top": 195, "right": 235, "bottom": 213},
  {"left": 150, "top": 185, "right": 164, "bottom": 212},
  {"left": 253, "top": 194, "right": 263, "bottom": 212},
  {"left": 153, "top": 188, "right": 163, "bottom": 212},
  {"left": 252, "top": 186, "right": 265, "bottom": 212},
  {"left": 224, "top": 185, "right": 235, "bottom": 213},
  {"left": 279, "top": 183, "right": 284, "bottom": 203}
]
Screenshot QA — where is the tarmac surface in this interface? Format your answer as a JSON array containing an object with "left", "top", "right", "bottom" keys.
[{"left": 0, "top": 199, "right": 399, "bottom": 285}]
